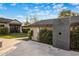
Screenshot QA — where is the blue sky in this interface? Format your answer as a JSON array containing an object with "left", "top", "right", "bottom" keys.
[{"left": 0, "top": 3, "right": 79, "bottom": 22}]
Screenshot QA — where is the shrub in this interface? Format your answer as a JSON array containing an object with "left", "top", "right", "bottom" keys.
[
  {"left": 38, "top": 29, "right": 52, "bottom": 45},
  {"left": 27, "top": 30, "right": 33, "bottom": 39},
  {"left": 70, "top": 29, "right": 79, "bottom": 50},
  {"left": 0, "top": 27, "right": 8, "bottom": 34},
  {"left": 22, "top": 28, "right": 30, "bottom": 33},
  {"left": 22, "top": 27, "right": 33, "bottom": 39}
]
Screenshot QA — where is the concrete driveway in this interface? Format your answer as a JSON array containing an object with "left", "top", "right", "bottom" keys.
[{"left": 3, "top": 40, "right": 79, "bottom": 56}]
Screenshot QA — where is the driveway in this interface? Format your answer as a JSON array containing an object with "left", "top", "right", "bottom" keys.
[
  {"left": 3, "top": 40, "right": 79, "bottom": 56},
  {"left": 0, "top": 38, "right": 21, "bottom": 55}
]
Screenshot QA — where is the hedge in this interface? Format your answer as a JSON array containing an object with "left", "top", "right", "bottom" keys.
[
  {"left": 70, "top": 28, "right": 79, "bottom": 50},
  {"left": 38, "top": 29, "right": 52, "bottom": 45},
  {"left": 22, "top": 28, "right": 30, "bottom": 33}
]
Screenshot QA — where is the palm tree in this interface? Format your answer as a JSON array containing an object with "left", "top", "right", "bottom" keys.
[{"left": 59, "top": 9, "right": 78, "bottom": 18}]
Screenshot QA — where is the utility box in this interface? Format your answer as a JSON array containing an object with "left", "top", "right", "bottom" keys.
[{"left": 53, "top": 18, "right": 70, "bottom": 50}]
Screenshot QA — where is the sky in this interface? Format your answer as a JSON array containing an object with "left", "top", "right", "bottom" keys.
[{"left": 0, "top": 3, "right": 79, "bottom": 22}]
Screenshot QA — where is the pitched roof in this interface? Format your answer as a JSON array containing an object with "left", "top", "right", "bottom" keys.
[
  {"left": 0, "top": 18, "right": 12, "bottom": 23},
  {"left": 0, "top": 17, "right": 21, "bottom": 25},
  {"left": 28, "top": 16, "right": 79, "bottom": 27},
  {"left": 28, "top": 19, "right": 53, "bottom": 27}
]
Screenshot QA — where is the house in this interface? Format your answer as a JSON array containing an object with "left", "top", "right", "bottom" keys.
[
  {"left": 28, "top": 16, "right": 79, "bottom": 50},
  {"left": 0, "top": 17, "right": 22, "bottom": 33}
]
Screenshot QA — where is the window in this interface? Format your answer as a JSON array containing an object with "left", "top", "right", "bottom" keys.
[{"left": 0, "top": 25, "right": 4, "bottom": 27}]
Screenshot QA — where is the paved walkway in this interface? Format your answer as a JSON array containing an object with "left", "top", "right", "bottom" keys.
[
  {"left": 0, "top": 37, "right": 28, "bottom": 55},
  {"left": 2, "top": 40, "right": 79, "bottom": 56}
]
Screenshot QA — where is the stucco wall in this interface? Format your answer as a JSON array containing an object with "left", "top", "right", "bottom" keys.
[
  {"left": 0, "top": 23, "right": 10, "bottom": 33},
  {"left": 31, "top": 27, "right": 52, "bottom": 41},
  {"left": 31, "top": 27, "right": 39, "bottom": 41},
  {"left": 53, "top": 18, "right": 70, "bottom": 50}
]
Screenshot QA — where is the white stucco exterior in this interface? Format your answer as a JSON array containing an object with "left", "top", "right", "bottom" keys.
[{"left": 31, "top": 27, "right": 40, "bottom": 41}]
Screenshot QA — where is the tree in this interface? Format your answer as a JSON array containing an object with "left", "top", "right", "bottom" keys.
[
  {"left": 30, "top": 15, "right": 38, "bottom": 23},
  {"left": 24, "top": 17, "right": 30, "bottom": 26},
  {"left": 59, "top": 9, "right": 78, "bottom": 18}
]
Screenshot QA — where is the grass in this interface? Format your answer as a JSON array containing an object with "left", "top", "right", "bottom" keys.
[{"left": 0, "top": 33, "right": 28, "bottom": 39}]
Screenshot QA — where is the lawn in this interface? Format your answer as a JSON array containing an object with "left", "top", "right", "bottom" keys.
[{"left": 0, "top": 33, "right": 28, "bottom": 39}]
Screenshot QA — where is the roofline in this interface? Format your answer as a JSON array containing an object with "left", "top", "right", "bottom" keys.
[
  {"left": 13, "top": 19, "right": 22, "bottom": 24},
  {"left": 28, "top": 16, "right": 79, "bottom": 27}
]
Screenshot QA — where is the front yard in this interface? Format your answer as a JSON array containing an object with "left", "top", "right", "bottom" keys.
[{"left": 0, "top": 33, "right": 28, "bottom": 39}]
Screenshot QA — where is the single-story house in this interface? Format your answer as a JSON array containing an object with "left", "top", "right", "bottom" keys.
[
  {"left": 28, "top": 16, "right": 79, "bottom": 50},
  {"left": 0, "top": 17, "right": 22, "bottom": 33}
]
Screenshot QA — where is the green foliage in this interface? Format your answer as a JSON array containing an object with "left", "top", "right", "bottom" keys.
[
  {"left": 0, "top": 27, "right": 8, "bottom": 34},
  {"left": 22, "top": 27, "right": 33, "bottom": 40},
  {"left": 27, "top": 30, "right": 33, "bottom": 40},
  {"left": 70, "top": 29, "right": 79, "bottom": 50},
  {"left": 22, "top": 28, "right": 30, "bottom": 33},
  {"left": 59, "top": 9, "right": 77, "bottom": 18},
  {"left": 38, "top": 29, "right": 52, "bottom": 45}
]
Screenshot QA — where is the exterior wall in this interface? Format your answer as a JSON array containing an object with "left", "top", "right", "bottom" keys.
[
  {"left": 0, "top": 23, "right": 22, "bottom": 33},
  {"left": 0, "top": 23, "right": 10, "bottom": 33},
  {"left": 0, "top": 23, "right": 6, "bottom": 27},
  {"left": 31, "top": 27, "right": 40, "bottom": 41},
  {"left": 20, "top": 26, "right": 23, "bottom": 33},
  {"left": 5, "top": 23, "right": 10, "bottom": 33},
  {"left": 30, "top": 27, "right": 52, "bottom": 41},
  {"left": 53, "top": 18, "right": 70, "bottom": 50}
]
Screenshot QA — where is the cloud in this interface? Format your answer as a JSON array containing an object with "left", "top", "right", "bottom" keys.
[
  {"left": 53, "top": 4, "right": 64, "bottom": 9},
  {"left": 16, "top": 15, "right": 24, "bottom": 18},
  {"left": 0, "top": 4, "right": 7, "bottom": 10},
  {"left": 0, "top": 14, "right": 13, "bottom": 19},
  {"left": 52, "top": 4, "right": 68, "bottom": 13},
  {"left": 39, "top": 14, "right": 57, "bottom": 20},
  {"left": 0, "top": 6, "right": 7, "bottom": 10},
  {"left": 23, "top": 7, "right": 33, "bottom": 14},
  {"left": 30, "top": 9, "right": 57, "bottom": 20},
  {"left": 70, "top": 3, "right": 79, "bottom": 6},
  {"left": 10, "top": 3, "right": 16, "bottom": 6},
  {"left": 23, "top": 7, "right": 29, "bottom": 10},
  {"left": 0, "top": 4, "right": 2, "bottom": 6},
  {"left": 16, "top": 15, "right": 26, "bottom": 22},
  {"left": 76, "top": 6, "right": 79, "bottom": 9},
  {"left": 0, "top": 14, "right": 5, "bottom": 17}
]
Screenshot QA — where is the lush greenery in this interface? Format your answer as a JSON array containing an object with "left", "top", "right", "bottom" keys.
[
  {"left": 70, "top": 28, "right": 79, "bottom": 50},
  {"left": 0, "top": 27, "right": 8, "bottom": 34},
  {"left": 27, "top": 30, "right": 33, "bottom": 39},
  {"left": 22, "top": 28, "right": 30, "bottom": 33},
  {"left": 38, "top": 29, "right": 52, "bottom": 45},
  {"left": 59, "top": 9, "right": 77, "bottom": 18},
  {"left": 0, "top": 33, "right": 28, "bottom": 39},
  {"left": 22, "top": 27, "right": 33, "bottom": 39}
]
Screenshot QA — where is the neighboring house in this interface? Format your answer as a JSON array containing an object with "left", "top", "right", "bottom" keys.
[
  {"left": 28, "top": 16, "right": 79, "bottom": 50},
  {"left": 0, "top": 17, "right": 22, "bottom": 33}
]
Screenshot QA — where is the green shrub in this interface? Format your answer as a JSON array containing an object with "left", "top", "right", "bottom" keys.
[
  {"left": 22, "top": 28, "right": 30, "bottom": 33},
  {"left": 0, "top": 27, "right": 8, "bottom": 34},
  {"left": 70, "top": 29, "right": 79, "bottom": 50},
  {"left": 27, "top": 30, "right": 33, "bottom": 39},
  {"left": 38, "top": 29, "right": 52, "bottom": 45}
]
